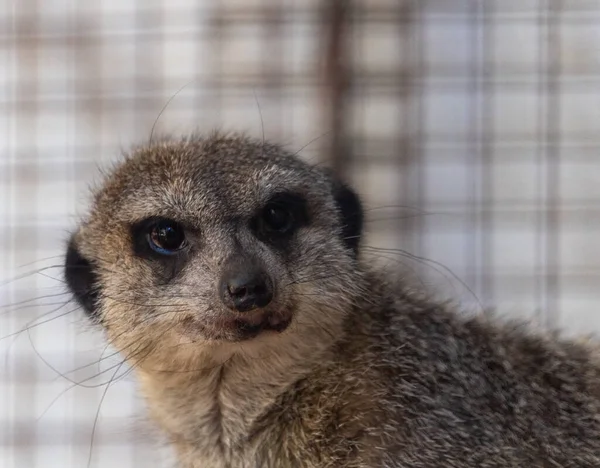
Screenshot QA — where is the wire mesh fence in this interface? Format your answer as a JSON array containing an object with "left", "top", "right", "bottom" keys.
[{"left": 1, "top": 0, "right": 600, "bottom": 466}]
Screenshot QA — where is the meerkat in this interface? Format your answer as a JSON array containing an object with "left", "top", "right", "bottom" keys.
[{"left": 64, "top": 132, "right": 600, "bottom": 468}]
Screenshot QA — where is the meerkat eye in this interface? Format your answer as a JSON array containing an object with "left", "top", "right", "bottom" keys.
[
  {"left": 252, "top": 192, "right": 309, "bottom": 242},
  {"left": 261, "top": 203, "right": 294, "bottom": 234},
  {"left": 147, "top": 220, "right": 186, "bottom": 255}
]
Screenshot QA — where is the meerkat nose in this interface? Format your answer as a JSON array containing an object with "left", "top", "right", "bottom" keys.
[{"left": 219, "top": 259, "right": 274, "bottom": 313}]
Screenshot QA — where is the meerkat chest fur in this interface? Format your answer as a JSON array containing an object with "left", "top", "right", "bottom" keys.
[
  {"left": 140, "top": 359, "right": 285, "bottom": 466},
  {"left": 136, "top": 323, "right": 355, "bottom": 467}
]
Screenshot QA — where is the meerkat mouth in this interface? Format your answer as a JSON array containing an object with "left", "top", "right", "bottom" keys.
[
  {"left": 183, "top": 310, "right": 293, "bottom": 342},
  {"left": 231, "top": 310, "right": 292, "bottom": 338}
]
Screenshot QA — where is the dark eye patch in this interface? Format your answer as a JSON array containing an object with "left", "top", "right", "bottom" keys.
[{"left": 251, "top": 192, "right": 309, "bottom": 245}]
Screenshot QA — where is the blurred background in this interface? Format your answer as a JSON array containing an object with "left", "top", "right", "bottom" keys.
[{"left": 1, "top": 0, "right": 600, "bottom": 467}]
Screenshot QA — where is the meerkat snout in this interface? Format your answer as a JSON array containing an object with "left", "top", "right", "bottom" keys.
[{"left": 219, "top": 256, "right": 274, "bottom": 313}]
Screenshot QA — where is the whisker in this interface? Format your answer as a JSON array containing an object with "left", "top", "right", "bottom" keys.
[
  {"left": 0, "top": 264, "right": 69, "bottom": 287},
  {"left": 31, "top": 330, "right": 152, "bottom": 390},
  {"left": 362, "top": 245, "right": 458, "bottom": 296},
  {"left": 148, "top": 79, "right": 196, "bottom": 144},
  {"left": 292, "top": 130, "right": 331, "bottom": 158},
  {"left": 14, "top": 254, "right": 66, "bottom": 269},
  {"left": 37, "top": 352, "right": 137, "bottom": 423},
  {"left": 361, "top": 251, "right": 428, "bottom": 291},
  {"left": 253, "top": 89, "right": 265, "bottom": 157},
  {"left": 51, "top": 346, "right": 123, "bottom": 382},
  {"left": 2, "top": 299, "right": 78, "bottom": 371},
  {"left": 1, "top": 302, "right": 80, "bottom": 342},
  {"left": 36, "top": 270, "right": 66, "bottom": 284},
  {"left": 362, "top": 245, "right": 484, "bottom": 314},
  {"left": 87, "top": 360, "right": 125, "bottom": 468},
  {"left": 0, "top": 291, "right": 71, "bottom": 312}
]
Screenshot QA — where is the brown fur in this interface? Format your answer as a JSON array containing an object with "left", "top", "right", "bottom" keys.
[{"left": 65, "top": 132, "right": 600, "bottom": 467}]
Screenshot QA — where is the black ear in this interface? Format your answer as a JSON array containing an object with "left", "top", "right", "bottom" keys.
[
  {"left": 64, "top": 234, "right": 100, "bottom": 321},
  {"left": 330, "top": 176, "right": 363, "bottom": 256}
]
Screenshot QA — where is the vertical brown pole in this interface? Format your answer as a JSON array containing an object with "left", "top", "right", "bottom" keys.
[{"left": 321, "top": 0, "right": 352, "bottom": 177}]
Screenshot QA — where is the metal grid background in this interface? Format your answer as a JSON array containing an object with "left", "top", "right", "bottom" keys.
[{"left": 2, "top": 1, "right": 600, "bottom": 467}]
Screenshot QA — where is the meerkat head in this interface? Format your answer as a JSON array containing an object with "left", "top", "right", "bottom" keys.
[{"left": 63, "top": 133, "right": 364, "bottom": 367}]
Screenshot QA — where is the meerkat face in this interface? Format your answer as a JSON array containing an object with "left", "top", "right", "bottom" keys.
[{"left": 63, "top": 134, "right": 363, "bottom": 357}]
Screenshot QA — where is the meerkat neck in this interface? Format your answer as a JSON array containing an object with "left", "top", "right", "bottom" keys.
[{"left": 135, "top": 312, "right": 346, "bottom": 454}]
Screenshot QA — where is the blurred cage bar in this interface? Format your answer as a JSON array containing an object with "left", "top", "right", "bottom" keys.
[{"left": 2, "top": 0, "right": 600, "bottom": 467}]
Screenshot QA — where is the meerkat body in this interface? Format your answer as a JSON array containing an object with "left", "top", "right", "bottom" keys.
[{"left": 64, "top": 133, "right": 600, "bottom": 467}]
